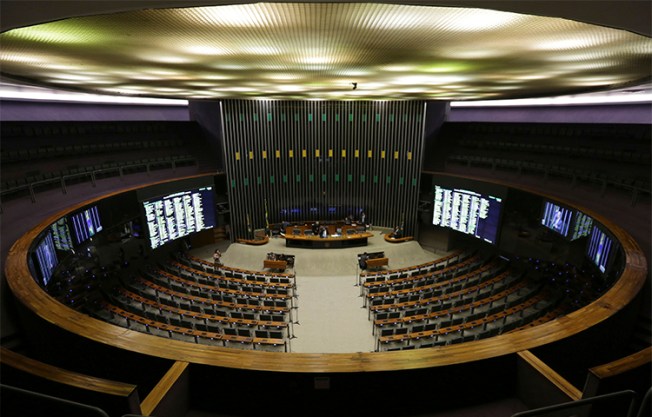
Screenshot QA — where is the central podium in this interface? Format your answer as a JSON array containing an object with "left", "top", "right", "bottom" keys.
[{"left": 283, "top": 223, "right": 373, "bottom": 248}]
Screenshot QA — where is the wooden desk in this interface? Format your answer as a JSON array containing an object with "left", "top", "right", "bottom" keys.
[
  {"left": 264, "top": 259, "right": 287, "bottom": 271},
  {"left": 366, "top": 257, "right": 389, "bottom": 269},
  {"left": 284, "top": 223, "right": 373, "bottom": 248},
  {"left": 384, "top": 234, "right": 414, "bottom": 243}
]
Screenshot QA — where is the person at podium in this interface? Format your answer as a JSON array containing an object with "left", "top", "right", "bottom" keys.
[{"left": 311, "top": 221, "right": 320, "bottom": 235}]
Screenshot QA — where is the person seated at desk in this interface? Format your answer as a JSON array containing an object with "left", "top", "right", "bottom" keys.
[
  {"left": 391, "top": 226, "right": 403, "bottom": 239},
  {"left": 319, "top": 226, "right": 328, "bottom": 238}
]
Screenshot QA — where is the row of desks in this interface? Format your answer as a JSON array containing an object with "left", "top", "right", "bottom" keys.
[
  {"left": 364, "top": 261, "right": 500, "bottom": 299},
  {"left": 136, "top": 277, "right": 291, "bottom": 314},
  {"left": 105, "top": 302, "right": 287, "bottom": 350},
  {"left": 157, "top": 268, "right": 292, "bottom": 300},
  {"left": 360, "top": 249, "right": 466, "bottom": 279},
  {"left": 362, "top": 254, "right": 483, "bottom": 288},
  {"left": 171, "top": 260, "right": 295, "bottom": 290},
  {"left": 119, "top": 287, "right": 289, "bottom": 331},
  {"left": 184, "top": 254, "right": 295, "bottom": 280},
  {"left": 376, "top": 293, "right": 546, "bottom": 348},
  {"left": 371, "top": 274, "right": 524, "bottom": 322}
]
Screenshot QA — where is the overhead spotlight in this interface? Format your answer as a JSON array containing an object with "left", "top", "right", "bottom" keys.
[{"left": 352, "top": 82, "right": 358, "bottom": 90}]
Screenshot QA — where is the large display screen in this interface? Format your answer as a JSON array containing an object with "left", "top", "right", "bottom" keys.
[
  {"left": 570, "top": 211, "right": 593, "bottom": 241},
  {"left": 71, "top": 205, "right": 103, "bottom": 245},
  {"left": 541, "top": 201, "right": 573, "bottom": 237},
  {"left": 33, "top": 231, "right": 58, "bottom": 286},
  {"left": 143, "top": 186, "right": 216, "bottom": 249},
  {"left": 432, "top": 185, "right": 503, "bottom": 245},
  {"left": 586, "top": 225, "right": 613, "bottom": 273},
  {"left": 50, "top": 217, "right": 73, "bottom": 251},
  {"left": 541, "top": 200, "right": 593, "bottom": 241}
]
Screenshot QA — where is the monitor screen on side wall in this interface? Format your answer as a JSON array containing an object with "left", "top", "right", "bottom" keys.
[
  {"left": 71, "top": 205, "right": 103, "bottom": 246},
  {"left": 432, "top": 185, "right": 503, "bottom": 245},
  {"left": 541, "top": 201, "right": 573, "bottom": 238},
  {"left": 143, "top": 186, "right": 216, "bottom": 249},
  {"left": 570, "top": 211, "right": 593, "bottom": 241},
  {"left": 33, "top": 231, "right": 58, "bottom": 286},
  {"left": 586, "top": 224, "right": 614, "bottom": 274},
  {"left": 50, "top": 217, "right": 74, "bottom": 251}
]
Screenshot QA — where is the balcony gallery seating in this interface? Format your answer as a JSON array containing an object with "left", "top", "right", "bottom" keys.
[{"left": 0, "top": 121, "right": 209, "bottom": 202}]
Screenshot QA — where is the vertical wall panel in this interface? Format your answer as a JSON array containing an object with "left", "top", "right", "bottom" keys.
[{"left": 221, "top": 100, "right": 426, "bottom": 239}]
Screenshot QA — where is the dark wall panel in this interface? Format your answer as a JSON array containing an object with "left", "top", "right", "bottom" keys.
[
  {"left": 0, "top": 100, "right": 189, "bottom": 121},
  {"left": 447, "top": 103, "right": 652, "bottom": 124},
  {"left": 220, "top": 100, "right": 427, "bottom": 239}
]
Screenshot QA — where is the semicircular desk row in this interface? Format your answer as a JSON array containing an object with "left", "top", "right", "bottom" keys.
[{"left": 5, "top": 173, "right": 647, "bottom": 375}]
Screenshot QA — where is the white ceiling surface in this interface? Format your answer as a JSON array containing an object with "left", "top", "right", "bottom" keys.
[{"left": 0, "top": 1, "right": 650, "bottom": 104}]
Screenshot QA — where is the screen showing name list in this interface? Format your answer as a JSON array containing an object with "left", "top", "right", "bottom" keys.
[
  {"left": 432, "top": 185, "right": 503, "bottom": 244},
  {"left": 144, "top": 186, "right": 216, "bottom": 249}
]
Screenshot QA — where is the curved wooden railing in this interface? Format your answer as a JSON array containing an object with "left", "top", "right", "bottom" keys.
[
  {"left": 4, "top": 173, "right": 647, "bottom": 373},
  {"left": 236, "top": 235, "right": 269, "bottom": 245},
  {"left": 384, "top": 233, "right": 414, "bottom": 243},
  {"left": 0, "top": 347, "right": 141, "bottom": 414}
]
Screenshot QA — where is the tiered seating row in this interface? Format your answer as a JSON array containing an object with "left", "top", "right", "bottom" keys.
[
  {"left": 155, "top": 266, "right": 294, "bottom": 301},
  {"left": 114, "top": 286, "right": 289, "bottom": 332},
  {"left": 96, "top": 301, "right": 287, "bottom": 351},
  {"left": 360, "top": 248, "right": 467, "bottom": 281},
  {"left": 178, "top": 253, "right": 296, "bottom": 287},
  {"left": 166, "top": 260, "right": 295, "bottom": 292},
  {"left": 376, "top": 286, "right": 564, "bottom": 351},
  {"left": 362, "top": 255, "right": 502, "bottom": 300},
  {"left": 370, "top": 270, "right": 527, "bottom": 324}
]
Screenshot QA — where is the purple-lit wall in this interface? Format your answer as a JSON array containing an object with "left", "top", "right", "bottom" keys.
[
  {"left": 0, "top": 99, "right": 189, "bottom": 121},
  {"left": 447, "top": 103, "right": 652, "bottom": 124}
]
